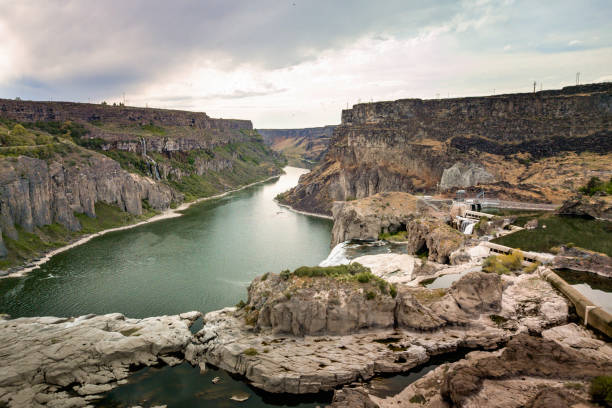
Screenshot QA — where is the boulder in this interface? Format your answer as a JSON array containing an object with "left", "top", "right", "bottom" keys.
[
  {"left": 440, "top": 161, "right": 495, "bottom": 190},
  {"left": 556, "top": 194, "right": 612, "bottom": 221},
  {"left": 552, "top": 245, "right": 612, "bottom": 278}
]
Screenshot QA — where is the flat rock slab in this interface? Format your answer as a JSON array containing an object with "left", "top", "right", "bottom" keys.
[{"left": 0, "top": 311, "right": 201, "bottom": 407}]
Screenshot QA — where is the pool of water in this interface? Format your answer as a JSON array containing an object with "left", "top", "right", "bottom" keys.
[
  {"left": 95, "top": 363, "right": 331, "bottom": 408},
  {"left": 555, "top": 269, "right": 612, "bottom": 313}
]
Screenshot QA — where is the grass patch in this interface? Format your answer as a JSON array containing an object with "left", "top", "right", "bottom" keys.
[
  {"left": 379, "top": 230, "right": 408, "bottom": 241},
  {"left": 492, "top": 215, "right": 612, "bottom": 256},
  {"left": 482, "top": 251, "right": 524, "bottom": 275},
  {"left": 579, "top": 176, "right": 612, "bottom": 196},
  {"left": 489, "top": 314, "right": 508, "bottom": 326},
  {"left": 409, "top": 394, "right": 426, "bottom": 404},
  {"left": 287, "top": 263, "right": 392, "bottom": 295}
]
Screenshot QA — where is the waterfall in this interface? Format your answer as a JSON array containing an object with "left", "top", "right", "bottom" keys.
[
  {"left": 456, "top": 216, "right": 477, "bottom": 235},
  {"left": 319, "top": 242, "right": 350, "bottom": 267}
]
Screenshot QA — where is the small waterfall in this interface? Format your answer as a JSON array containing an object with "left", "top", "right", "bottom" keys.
[
  {"left": 319, "top": 242, "right": 350, "bottom": 267},
  {"left": 456, "top": 216, "right": 477, "bottom": 235}
]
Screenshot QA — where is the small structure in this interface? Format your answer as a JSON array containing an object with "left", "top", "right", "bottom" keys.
[{"left": 456, "top": 189, "right": 466, "bottom": 201}]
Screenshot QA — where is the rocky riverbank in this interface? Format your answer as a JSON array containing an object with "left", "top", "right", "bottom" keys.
[
  {"left": 182, "top": 266, "right": 568, "bottom": 395},
  {"left": 0, "top": 311, "right": 201, "bottom": 407},
  {"left": 340, "top": 323, "right": 612, "bottom": 408}
]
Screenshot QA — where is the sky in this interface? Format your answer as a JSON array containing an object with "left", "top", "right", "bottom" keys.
[{"left": 0, "top": 0, "right": 611, "bottom": 128}]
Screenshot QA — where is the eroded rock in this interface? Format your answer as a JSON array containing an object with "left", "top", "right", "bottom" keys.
[{"left": 0, "top": 312, "right": 201, "bottom": 407}]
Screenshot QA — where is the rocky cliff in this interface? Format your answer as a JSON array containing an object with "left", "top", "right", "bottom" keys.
[
  {"left": 258, "top": 125, "right": 335, "bottom": 168},
  {"left": 279, "top": 83, "right": 612, "bottom": 215},
  {"left": 0, "top": 152, "right": 178, "bottom": 240},
  {"left": 330, "top": 192, "right": 463, "bottom": 263},
  {"left": 0, "top": 100, "right": 284, "bottom": 269}
]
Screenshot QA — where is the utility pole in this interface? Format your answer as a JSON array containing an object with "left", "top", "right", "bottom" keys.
[
  {"left": 123, "top": 92, "right": 126, "bottom": 105},
  {"left": 533, "top": 81, "right": 536, "bottom": 94},
  {"left": 576, "top": 72, "right": 580, "bottom": 85}
]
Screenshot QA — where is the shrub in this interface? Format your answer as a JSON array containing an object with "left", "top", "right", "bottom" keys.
[
  {"left": 280, "top": 269, "right": 291, "bottom": 280},
  {"left": 243, "top": 347, "right": 258, "bottom": 356},
  {"left": 590, "top": 376, "right": 612, "bottom": 406},
  {"left": 366, "top": 291, "right": 376, "bottom": 300},
  {"left": 579, "top": 176, "right": 612, "bottom": 196},
  {"left": 261, "top": 272, "right": 269, "bottom": 281},
  {"left": 4, "top": 124, "right": 35, "bottom": 146},
  {"left": 409, "top": 394, "right": 426, "bottom": 404},
  {"left": 235, "top": 300, "right": 246, "bottom": 309},
  {"left": 389, "top": 284, "right": 398, "bottom": 298},
  {"left": 356, "top": 272, "right": 371, "bottom": 283}
]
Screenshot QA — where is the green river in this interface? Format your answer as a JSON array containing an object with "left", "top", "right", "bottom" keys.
[
  {"left": 1, "top": 166, "right": 610, "bottom": 407},
  {"left": 0, "top": 167, "right": 336, "bottom": 407}
]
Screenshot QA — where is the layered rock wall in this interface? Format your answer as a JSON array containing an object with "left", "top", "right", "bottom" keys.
[
  {"left": 280, "top": 83, "right": 612, "bottom": 214},
  {"left": 0, "top": 99, "right": 251, "bottom": 131},
  {"left": 0, "top": 154, "right": 179, "bottom": 240}
]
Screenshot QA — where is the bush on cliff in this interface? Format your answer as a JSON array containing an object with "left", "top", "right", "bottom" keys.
[
  {"left": 482, "top": 250, "right": 524, "bottom": 275},
  {"left": 3, "top": 124, "right": 36, "bottom": 146},
  {"left": 579, "top": 176, "right": 612, "bottom": 196},
  {"left": 590, "top": 376, "right": 612, "bottom": 407}
]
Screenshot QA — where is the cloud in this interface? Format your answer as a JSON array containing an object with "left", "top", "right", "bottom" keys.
[
  {"left": 568, "top": 40, "right": 583, "bottom": 46},
  {"left": 0, "top": 0, "right": 611, "bottom": 126}
]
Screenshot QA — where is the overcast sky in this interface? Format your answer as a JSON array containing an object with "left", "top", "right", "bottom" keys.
[{"left": 1, "top": 0, "right": 611, "bottom": 128}]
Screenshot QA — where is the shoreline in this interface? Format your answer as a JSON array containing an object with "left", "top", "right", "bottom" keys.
[
  {"left": 1, "top": 173, "right": 282, "bottom": 280},
  {"left": 275, "top": 200, "right": 333, "bottom": 220}
]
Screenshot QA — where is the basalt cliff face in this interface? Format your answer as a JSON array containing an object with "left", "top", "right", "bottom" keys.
[
  {"left": 0, "top": 100, "right": 283, "bottom": 270},
  {"left": 258, "top": 125, "right": 335, "bottom": 168},
  {"left": 0, "top": 153, "right": 178, "bottom": 240},
  {"left": 279, "top": 83, "right": 612, "bottom": 215}
]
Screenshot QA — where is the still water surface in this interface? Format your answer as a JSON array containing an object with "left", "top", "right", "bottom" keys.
[{"left": 0, "top": 167, "right": 332, "bottom": 319}]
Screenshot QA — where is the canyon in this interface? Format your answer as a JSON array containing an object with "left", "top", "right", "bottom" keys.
[
  {"left": 258, "top": 126, "right": 335, "bottom": 168},
  {"left": 0, "top": 100, "right": 284, "bottom": 271},
  {"left": 278, "top": 83, "right": 612, "bottom": 215}
]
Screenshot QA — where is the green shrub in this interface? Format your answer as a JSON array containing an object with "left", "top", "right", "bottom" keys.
[
  {"left": 235, "top": 300, "right": 246, "bottom": 309},
  {"left": 590, "top": 376, "right": 612, "bottom": 406},
  {"left": 389, "top": 284, "right": 398, "bottom": 298},
  {"left": 356, "top": 272, "right": 371, "bottom": 283},
  {"left": 4, "top": 124, "right": 35, "bottom": 146},
  {"left": 366, "top": 291, "right": 376, "bottom": 300},
  {"left": 280, "top": 269, "right": 291, "bottom": 280},
  {"left": 579, "top": 176, "right": 612, "bottom": 196},
  {"left": 409, "top": 394, "right": 426, "bottom": 404},
  {"left": 243, "top": 347, "right": 258, "bottom": 356}
]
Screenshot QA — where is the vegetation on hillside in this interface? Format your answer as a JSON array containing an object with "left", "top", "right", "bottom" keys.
[
  {"left": 0, "top": 202, "right": 158, "bottom": 270},
  {"left": 579, "top": 176, "right": 612, "bottom": 196}
]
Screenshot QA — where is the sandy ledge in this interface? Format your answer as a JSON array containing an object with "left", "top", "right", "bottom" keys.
[
  {"left": 275, "top": 200, "right": 333, "bottom": 220},
  {"left": 1, "top": 174, "right": 281, "bottom": 280}
]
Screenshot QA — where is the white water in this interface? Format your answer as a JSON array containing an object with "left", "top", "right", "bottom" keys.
[
  {"left": 319, "top": 242, "right": 350, "bottom": 266},
  {"left": 456, "top": 216, "right": 477, "bottom": 235}
]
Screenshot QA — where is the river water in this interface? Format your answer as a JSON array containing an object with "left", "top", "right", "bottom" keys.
[{"left": 0, "top": 167, "right": 332, "bottom": 319}]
